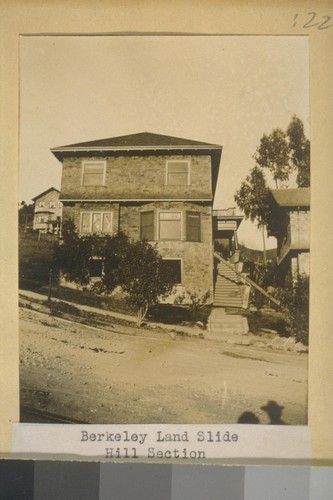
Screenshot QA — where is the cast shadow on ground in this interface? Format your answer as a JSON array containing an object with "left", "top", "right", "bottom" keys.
[{"left": 237, "top": 400, "right": 286, "bottom": 425}]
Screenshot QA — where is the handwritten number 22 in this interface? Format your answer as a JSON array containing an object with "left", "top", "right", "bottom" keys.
[{"left": 296, "top": 12, "right": 333, "bottom": 30}]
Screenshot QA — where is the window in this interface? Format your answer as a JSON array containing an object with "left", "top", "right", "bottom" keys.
[
  {"left": 163, "top": 259, "right": 182, "bottom": 284},
  {"left": 38, "top": 201, "right": 45, "bottom": 207},
  {"left": 49, "top": 201, "right": 56, "bottom": 209},
  {"left": 159, "top": 212, "right": 181, "bottom": 240},
  {"left": 166, "top": 161, "right": 189, "bottom": 186},
  {"left": 186, "top": 211, "right": 201, "bottom": 242},
  {"left": 82, "top": 161, "right": 106, "bottom": 186},
  {"left": 89, "top": 258, "right": 103, "bottom": 278},
  {"left": 80, "top": 212, "right": 113, "bottom": 234},
  {"left": 140, "top": 211, "right": 154, "bottom": 240}
]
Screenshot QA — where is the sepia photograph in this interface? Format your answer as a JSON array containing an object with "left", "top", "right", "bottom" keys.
[{"left": 18, "top": 34, "right": 310, "bottom": 426}]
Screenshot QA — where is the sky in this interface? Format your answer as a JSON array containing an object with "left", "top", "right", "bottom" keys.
[{"left": 19, "top": 35, "right": 309, "bottom": 249}]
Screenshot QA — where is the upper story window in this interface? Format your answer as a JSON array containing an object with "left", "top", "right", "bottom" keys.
[
  {"left": 49, "top": 201, "right": 56, "bottom": 209},
  {"left": 186, "top": 211, "right": 201, "bottom": 242},
  {"left": 166, "top": 160, "right": 190, "bottom": 186},
  {"left": 38, "top": 201, "right": 45, "bottom": 207},
  {"left": 82, "top": 161, "right": 106, "bottom": 186},
  {"left": 159, "top": 211, "right": 182, "bottom": 240},
  {"left": 80, "top": 211, "right": 113, "bottom": 234}
]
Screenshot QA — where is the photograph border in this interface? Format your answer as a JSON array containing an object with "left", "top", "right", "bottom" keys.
[{"left": 1, "top": 0, "right": 333, "bottom": 463}]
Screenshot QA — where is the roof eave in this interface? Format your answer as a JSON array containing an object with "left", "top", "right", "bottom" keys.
[{"left": 51, "top": 144, "right": 222, "bottom": 161}]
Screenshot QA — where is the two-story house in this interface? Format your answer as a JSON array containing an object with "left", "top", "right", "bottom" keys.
[
  {"left": 267, "top": 188, "right": 310, "bottom": 282},
  {"left": 51, "top": 132, "right": 222, "bottom": 301},
  {"left": 32, "top": 187, "right": 63, "bottom": 233}
]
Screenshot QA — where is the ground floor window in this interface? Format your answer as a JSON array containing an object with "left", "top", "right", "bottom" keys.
[
  {"left": 89, "top": 258, "right": 103, "bottom": 278},
  {"left": 163, "top": 258, "right": 182, "bottom": 284},
  {"left": 80, "top": 211, "right": 113, "bottom": 234}
]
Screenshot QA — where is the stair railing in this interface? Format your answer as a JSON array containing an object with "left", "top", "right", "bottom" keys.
[{"left": 214, "top": 252, "right": 280, "bottom": 308}]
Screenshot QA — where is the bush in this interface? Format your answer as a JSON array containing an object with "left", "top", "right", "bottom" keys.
[
  {"left": 55, "top": 221, "right": 176, "bottom": 327},
  {"left": 274, "top": 274, "right": 309, "bottom": 345},
  {"left": 174, "top": 289, "right": 210, "bottom": 319}
]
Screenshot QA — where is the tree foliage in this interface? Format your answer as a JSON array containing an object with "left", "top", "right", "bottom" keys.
[
  {"left": 254, "top": 115, "right": 310, "bottom": 188},
  {"left": 274, "top": 274, "right": 309, "bottom": 345},
  {"left": 287, "top": 115, "right": 310, "bottom": 187},
  {"left": 254, "top": 129, "right": 291, "bottom": 188},
  {"left": 55, "top": 220, "right": 176, "bottom": 326},
  {"left": 234, "top": 166, "right": 271, "bottom": 228},
  {"left": 18, "top": 201, "right": 34, "bottom": 225},
  {"left": 117, "top": 240, "right": 176, "bottom": 326}
]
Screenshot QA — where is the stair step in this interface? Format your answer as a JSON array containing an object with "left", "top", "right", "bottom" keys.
[{"left": 214, "top": 261, "right": 244, "bottom": 309}]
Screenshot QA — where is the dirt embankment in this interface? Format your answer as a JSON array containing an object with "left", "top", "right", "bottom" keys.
[{"left": 19, "top": 304, "right": 308, "bottom": 426}]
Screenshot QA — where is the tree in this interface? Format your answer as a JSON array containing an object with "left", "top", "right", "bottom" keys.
[
  {"left": 55, "top": 219, "right": 99, "bottom": 286},
  {"left": 254, "top": 116, "right": 310, "bottom": 188},
  {"left": 254, "top": 129, "right": 291, "bottom": 188},
  {"left": 234, "top": 166, "right": 271, "bottom": 262},
  {"left": 287, "top": 115, "right": 310, "bottom": 187},
  {"left": 55, "top": 220, "right": 176, "bottom": 327},
  {"left": 118, "top": 240, "right": 176, "bottom": 326},
  {"left": 18, "top": 201, "right": 34, "bottom": 226},
  {"left": 235, "top": 116, "right": 310, "bottom": 260}
]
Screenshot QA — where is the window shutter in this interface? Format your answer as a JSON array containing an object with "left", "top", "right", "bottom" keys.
[
  {"left": 186, "top": 211, "right": 201, "bottom": 242},
  {"left": 141, "top": 211, "right": 154, "bottom": 240}
]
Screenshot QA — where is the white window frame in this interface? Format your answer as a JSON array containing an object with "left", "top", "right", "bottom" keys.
[
  {"left": 158, "top": 210, "right": 183, "bottom": 241},
  {"left": 80, "top": 211, "right": 113, "bottom": 234},
  {"left": 49, "top": 201, "right": 56, "bottom": 209},
  {"left": 38, "top": 201, "right": 45, "bottom": 207},
  {"left": 165, "top": 160, "right": 190, "bottom": 186},
  {"left": 81, "top": 160, "right": 106, "bottom": 187},
  {"left": 162, "top": 257, "right": 183, "bottom": 285}
]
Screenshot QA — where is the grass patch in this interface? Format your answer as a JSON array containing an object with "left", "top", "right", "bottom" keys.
[
  {"left": 52, "top": 286, "right": 136, "bottom": 316},
  {"left": 48, "top": 300, "right": 81, "bottom": 318}
]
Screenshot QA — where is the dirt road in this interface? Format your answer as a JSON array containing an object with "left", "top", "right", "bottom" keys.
[{"left": 19, "top": 307, "right": 308, "bottom": 425}]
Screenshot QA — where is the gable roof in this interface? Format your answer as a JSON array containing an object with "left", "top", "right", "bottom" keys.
[
  {"left": 270, "top": 188, "right": 310, "bottom": 208},
  {"left": 51, "top": 132, "right": 221, "bottom": 154},
  {"left": 32, "top": 187, "right": 60, "bottom": 202}
]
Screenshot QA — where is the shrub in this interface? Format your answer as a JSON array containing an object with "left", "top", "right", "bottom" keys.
[
  {"left": 274, "top": 274, "right": 309, "bottom": 345},
  {"left": 174, "top": 289, "right": 210, "bottom": 319}
]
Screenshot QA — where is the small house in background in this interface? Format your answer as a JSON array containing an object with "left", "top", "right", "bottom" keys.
[
  {"left": 32, "top": 187, "right": 62, "bottom": 234},
  {"left": 267, "top": 188, "right": 310, "bottom": 282}
]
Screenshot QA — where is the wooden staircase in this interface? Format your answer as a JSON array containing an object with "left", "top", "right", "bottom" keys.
[{"left": 214, "top": 260, "right": 243, "bottom": 308}]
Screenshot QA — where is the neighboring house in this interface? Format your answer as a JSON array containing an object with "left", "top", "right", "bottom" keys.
[
  {"left": 212, "top": 208, "right": 243, "bottom": 263},
  {"left": 267, "top": 188, "right": 310, "bottom": 281},
  {"left": 32, "top": 187, "right": 63, "bottom": 233},
  {"left": 51, "top": 132, "right": 223, "bottom": 301}
]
